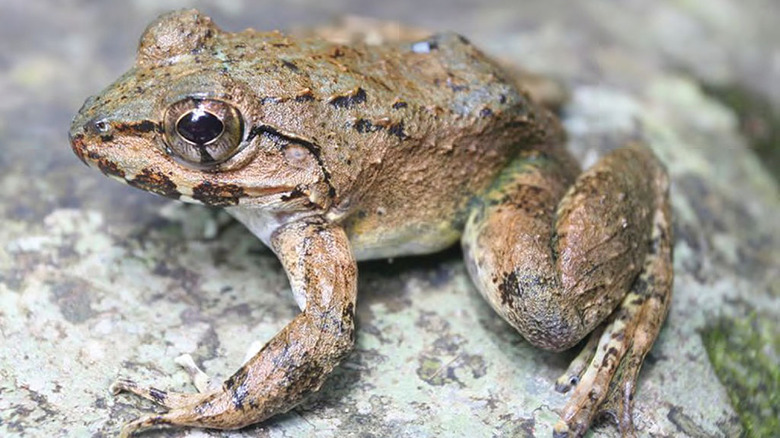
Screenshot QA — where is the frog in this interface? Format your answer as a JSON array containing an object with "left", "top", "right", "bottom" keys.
[{"left": 68, "top": 9, "right": 673, "bottom": 438}]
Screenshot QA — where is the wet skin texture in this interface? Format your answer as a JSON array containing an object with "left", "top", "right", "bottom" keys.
[{"left": 69, "top": 9, "right": 673, "bottom": 438}]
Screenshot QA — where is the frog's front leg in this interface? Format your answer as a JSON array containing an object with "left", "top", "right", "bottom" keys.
[
  {"left": 462, "top": 144, "right": 672, "bottom": 437},
  {"left": 112, "top": 218, "right": 357, "bottom": 437}
]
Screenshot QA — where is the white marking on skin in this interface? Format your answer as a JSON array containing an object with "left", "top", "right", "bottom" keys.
[
  {"left": 178, "top": 195, "right": 201, "bottom": 204},
  {"left": 123, "top": 170, "right": 140, "bottom": 181},
  {"left": 411, "top": 41, "right": 432, "bottom": 53},
  {"left": 176, "top": 184, "right": 194, "bottom": 196},
  {"left": 107, "top": 175, "right": 127, "bottom": 184}
]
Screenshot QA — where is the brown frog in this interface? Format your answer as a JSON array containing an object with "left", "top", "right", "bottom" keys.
[{"left": 68, "top": 9, "right": 673, "bottom": 438}]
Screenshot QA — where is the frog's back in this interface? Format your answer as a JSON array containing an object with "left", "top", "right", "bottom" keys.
[
  {"left": 223, "top": 29, "right": 561, "bottom": 259},
  {"left": 373, "top": 33, "right": 529, "bottom": 120},
  {"left": 309, "top": 33, "right": 562, "bottom": 260},
  {"left": 70, "top": 10, "right": 562, "bottom": 261}
]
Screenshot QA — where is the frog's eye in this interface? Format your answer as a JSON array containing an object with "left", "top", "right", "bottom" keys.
[{"left": 163, "top": 98, "right": 244, "bottom": 168}]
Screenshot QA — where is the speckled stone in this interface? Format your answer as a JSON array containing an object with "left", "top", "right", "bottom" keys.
[{"left": 1, "top": 1, "right": 778, "bottom": 437}]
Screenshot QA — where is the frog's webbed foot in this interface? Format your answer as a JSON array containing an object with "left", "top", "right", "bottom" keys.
[
  {"left": 463, "top": 144, "right": 672, "bottom": 437},
  {"left": 111, "top": 221, "right": 357, "bottom": 437}
]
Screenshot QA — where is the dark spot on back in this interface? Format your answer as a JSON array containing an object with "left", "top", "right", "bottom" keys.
[
  {"left": 281, "top": 60, "right": 299, "bottom": 71},
  {"left": 260, "top": 96, "right": 283, "bottom": 105},
  {"left": 392, "top": 101, "right": 408, "bottom": 110},
  {"left": 329, "top": 87, "right": 367, "bottom": 109},
  {"left": 388, "top": 122, "right": 407, "bottom": 140},
  {"left": 354, "top": 119, "right": 383, "bottom": 134},
  {"left": 295, "top": 91, "right": 315, "bottom": 102}
]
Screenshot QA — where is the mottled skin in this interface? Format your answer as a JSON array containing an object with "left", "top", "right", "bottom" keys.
[{"left": 68, "top": 10, "right": 673, "bottom": 438}]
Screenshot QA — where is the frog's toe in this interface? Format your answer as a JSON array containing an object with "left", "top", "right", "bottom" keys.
[
  {"left": 555, "top": 282, "right": 668, "bottom": 437},
  {"left": 555, "top": 325, "right": 603, "bottom": 393},
  {"left": 118, "top": 413, "right": 173, "bottom": 438},
  {"left": 594, "top": 337, "right": 648, "bottom": 438},
  {"left": 112, "top": 378, "right": 232, "bottom": 436},
  {"left": 111, "top": 378, "right": 213, "bottom": 410},
  {"left": 116, "top": 404, "right": 225, "bottom": 438}
]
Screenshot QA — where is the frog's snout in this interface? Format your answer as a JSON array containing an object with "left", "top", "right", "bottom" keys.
[
  {"left": 68, "top": 94, "right": 118, "bottom": 171},
  {"left": 68, "top": 128, "right": 89, "bottom": 166},
  {"left": 70, "top": 111, "right": 101, "bottom": 148}
]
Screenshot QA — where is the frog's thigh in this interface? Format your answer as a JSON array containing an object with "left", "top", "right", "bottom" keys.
[{"left": 462, "top": 145, "right": 663, "bottom": 351}]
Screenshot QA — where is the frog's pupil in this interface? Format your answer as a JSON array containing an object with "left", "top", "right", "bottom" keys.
[{"left": 177, "top": 108, "right": 224, "bottom": 145}]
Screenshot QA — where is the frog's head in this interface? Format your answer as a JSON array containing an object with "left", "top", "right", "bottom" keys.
[{"left": 69, "top": 9, "right": 333, "bottom": 211}]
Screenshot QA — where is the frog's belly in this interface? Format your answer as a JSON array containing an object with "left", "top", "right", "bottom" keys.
[
  {"left": 228, "top": 206, "right": 461, "bottom": 261},
  {"left": 344, "top": 217, "right": 463, "bottom": 261}
]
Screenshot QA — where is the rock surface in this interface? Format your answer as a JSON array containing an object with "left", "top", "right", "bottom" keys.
[{"left": 0, "top": 1, "right": 777, "bottom": 437}]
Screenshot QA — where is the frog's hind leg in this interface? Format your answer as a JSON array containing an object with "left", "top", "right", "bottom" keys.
[
  {"left": 554, "top": 195, "right": 673, "bottom": 437},
  {"left": 461, "top": 144, "right": 672, "bottom": 437}
]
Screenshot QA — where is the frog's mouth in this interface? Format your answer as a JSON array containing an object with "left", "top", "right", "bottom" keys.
[{"left": 69, "top": 118, "right": 297, "bottom": 207}]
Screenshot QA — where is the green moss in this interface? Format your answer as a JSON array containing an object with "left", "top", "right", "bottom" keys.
[
  {"left": 702, "top": 84, "right": 780, "bottom": 182},
  {"left": 701, "top": 312, "right": 780, "bottom": 438}
]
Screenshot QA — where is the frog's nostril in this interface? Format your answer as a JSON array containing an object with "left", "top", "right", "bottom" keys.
[{"left": 85, "top": 117, "right": 113, "bottom": 136}]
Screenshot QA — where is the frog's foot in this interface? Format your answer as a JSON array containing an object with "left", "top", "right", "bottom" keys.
[
  {"left": 110, "top": 354, "right": 217, "bottom": 410},
  {"left": 553, "top": 200, "right": 673, "bottom": 438},
  {"left": 111, "top": 354, "right": 227, "bottom": 438},
  {"left": 111, "top": 376, "right": 229, "bottom": 438},
  {"left": 110, "top": 378, "right": 206, "bottom": 410}
]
